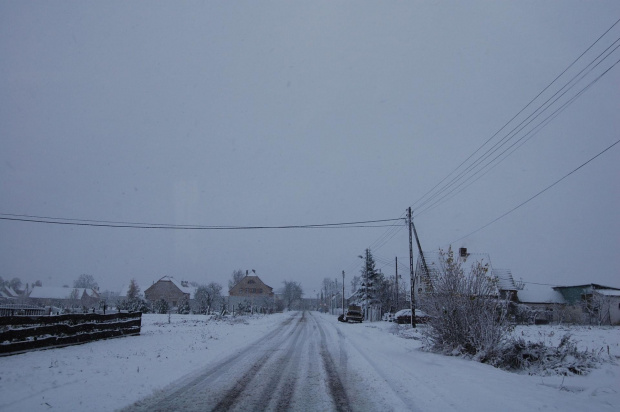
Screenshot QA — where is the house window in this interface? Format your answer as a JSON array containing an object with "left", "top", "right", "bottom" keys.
[
  {"left": 172, "top": 301, "right": 177, "bottom": 306},
  {"left": 258, "top": 289, "right": 263, "bottom": 294},
  {"left": 252, "top": 288, "right": 256, "bottom": 293}
]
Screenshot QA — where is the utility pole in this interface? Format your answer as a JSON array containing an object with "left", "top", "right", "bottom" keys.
[
  {"left": 342, "top": 270, "right": 345, "bottom": 316},
  {"left": 408, "top": 207, "right": 416, "bottom": 328},
  {"left": 365, "top": 248, "right": 370, "bottom": 321},
  {"left": 395, "top": 256, "right": 398, "bottom": 311}
]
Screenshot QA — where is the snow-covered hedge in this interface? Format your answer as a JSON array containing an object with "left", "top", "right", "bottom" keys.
[{"left": 495, "top": 333, "right": 605, "bottom": 375}]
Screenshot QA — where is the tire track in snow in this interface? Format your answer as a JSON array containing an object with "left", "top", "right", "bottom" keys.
[
  {"left": 123, "top": 313, "right": 300, "bottom": 412},
  {"left": 255, "top": 312, "right": 306, "bottom": 410},
  {"left": 209, "top": 313, "right": 306, "bottom": 411},
  {"left": 309, "top": 312, "right": 352, "bottom": 412}
]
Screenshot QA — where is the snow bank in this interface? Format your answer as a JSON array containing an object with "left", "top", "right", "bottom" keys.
[{"left": 0, "top": 313, "right": 285, "bottom": 412}]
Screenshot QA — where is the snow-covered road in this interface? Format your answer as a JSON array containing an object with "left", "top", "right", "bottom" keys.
[
  {"left": 1, "top": 312, "right": 618, "bottom": 411},
  {"left": 123, "top": 311, "right": 371, "bottom": 411}
]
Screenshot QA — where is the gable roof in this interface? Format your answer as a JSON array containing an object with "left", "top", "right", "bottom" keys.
[
  {"left": 553, "top": 283, "right": 620, "bottom": 291},
  {"left": 145, "top": 276, "right": 196, "bottom": 299},
  {"left": 2, "top": 286, "right": 19, "bottom": 297},
  {"left": 230, "top": 275, "right": 273, "bottom": 294},
  {"left": 491, "top": 268, "right": 517, "bottom": 291},
  {"left": 29, "top": 286, "right": 99, "bottom": 300}
]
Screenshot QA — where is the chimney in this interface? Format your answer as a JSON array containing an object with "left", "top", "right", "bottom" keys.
[{"left": 459, "top": 247, "right": 468, "bottom": 258}]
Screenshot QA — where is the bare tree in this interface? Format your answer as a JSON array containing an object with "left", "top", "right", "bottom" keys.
[
  {"left": 582, "top": 292, "right": 612, "bottom": 325},
  {"left": 228, "top": 269, "right": 245, "bottom": 290},
  {"left": 195, "top": 282, "right": 224, "bottom": 314},
  {"left": 9, "top": 277, "right": 23, "bottom": 293},
  {"left": 282, "top": 281, "right": 303, "bottom": 310},
  {"left": 74, "top": 274, "right": 99, "bottom": 290}
]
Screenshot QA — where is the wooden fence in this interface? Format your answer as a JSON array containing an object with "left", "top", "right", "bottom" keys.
[
  {"left": 0, "top": 312, "right": 141, "bottom": 356},
  {"left": 0, "top": 304, "right": 46, "bottom": 317}
]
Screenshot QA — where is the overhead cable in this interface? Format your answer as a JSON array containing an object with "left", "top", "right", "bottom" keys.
[
  {"left": 0, "top": 214, "right": 405, "bottom": 230},
  {"left": 449, "top": 138, "right": 620, "bottom": 244}
]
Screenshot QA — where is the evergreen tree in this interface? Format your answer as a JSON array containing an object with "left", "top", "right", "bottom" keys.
[
  {"left": 350, "top": 249, "right": 385, "bottom": 308},
  {"left": 117, "top": 278, "right": 149, "bottom": 313},
  {"left": 153, "top": 298, "right": 170, "bottom": 314},
  {"left": 127, "top": 279, "right": 140, "bottom": 300}
]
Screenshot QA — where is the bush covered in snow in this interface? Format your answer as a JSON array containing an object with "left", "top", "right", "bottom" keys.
[
  {"left": 419, "top": 248, "right": 512, "bottom": 362},
  {"left": 495, "top": 333, "right": 605, "bottom": 375},
  {"left": 416, "top": 248, "right": 610, "bottom": 376},
  {"left": 153, "top": 298, "right": 170, "bottom": 314},
  {"left": 117, "top": 297, "right": 150, "bottom": 313}
]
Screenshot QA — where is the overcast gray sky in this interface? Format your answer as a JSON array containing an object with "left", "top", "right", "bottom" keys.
[{"left": 2, "top": 1, "right": 619, "bottom": 297}]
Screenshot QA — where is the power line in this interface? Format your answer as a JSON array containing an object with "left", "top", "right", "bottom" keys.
[
  {"left": 0, "top": 214, "right": 405, "bottom": 230},
  {"left": 409, "top": 18, "right": 620, "bottom": 215},
  {"left": 344, "top": 23, "right": 620, "bottom": 275},
  {"left": 413, "top": 38, "right": 620, "bottom": 217},
  {"left": 414, "top": 53, "right": 620, "bottom": 219},
  {"left": 450, "top": 138, "right": 620, "bottom": 244}
]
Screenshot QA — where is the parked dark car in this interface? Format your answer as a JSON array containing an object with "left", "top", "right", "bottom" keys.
[{"left": 394, "top": 309, "right": 430, "bottom": 324}]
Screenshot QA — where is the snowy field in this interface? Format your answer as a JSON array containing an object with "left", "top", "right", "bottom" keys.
[{"left": 0, "top": 312, "right": 618, "bottom": 411}]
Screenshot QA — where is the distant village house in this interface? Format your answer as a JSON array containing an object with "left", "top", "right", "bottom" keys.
[
  {"left": 144, "top": 276, "right": 195, "bottom": 311},
  {"left": 228, "top": 272, "right": 275, "bottom": 313},
  {"left": 28, "top": 286, "right": 100, "bottom": 310}
]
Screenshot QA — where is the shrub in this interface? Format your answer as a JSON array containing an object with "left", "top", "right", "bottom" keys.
[
  {"left": 117, "top": 297, "right": 150, "bottom": 313},
  {"left": 153, "top": 298, "right": 170, "bottom": 314},
  {"left": 420, "top": 247, "right": 512, "bottom": 361},
  {"left": 177, "top": 297, "right": 191, "bottom": 314},
  {"left": 497, "top": 334, "right": 602, "bottom": 375}
]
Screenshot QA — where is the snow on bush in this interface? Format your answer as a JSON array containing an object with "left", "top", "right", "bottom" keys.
[
  {"left": 419, "top": 247, "right": 512, "bottom": 362},
  {"left": 415, "top": 248, "right": 610, "bottom": 376},
  {"left": 496, "top": 333, "right": 605, "bottom": 376}
]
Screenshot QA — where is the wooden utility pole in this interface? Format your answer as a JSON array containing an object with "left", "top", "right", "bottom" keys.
[
  {"left": 395, "top": 256, "right": 398, "bottom": 311},
  {"left": 365, "top": 248, "right": 369, "bottom": 321},
  {"left": 408, "top": 207, "right": 416, "bottom": 327},
  {"left": 342, "top": 270, "right": 345, "bottom": 316}
]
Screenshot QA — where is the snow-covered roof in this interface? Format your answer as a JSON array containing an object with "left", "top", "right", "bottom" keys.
[
  {"left": 29, "top": 286, "right": 97, "bottom": 299},
  {"left": 517, "top": 284, "right": 566, "bottom": 304},
  {"left": 553, "top": 283, "right": 620, "bottom": 290},
  {"left": 595, "top": 289, "right": 620, "bottom": 297},
  {"left": 2, "top": 286, "right": 19, "bottom": 297},
  {"left": 492, "top": 268, "right": 517, "bottom": 291},
  {"left": 154, "top": 276, "right": 196, "bottom": 299}
]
